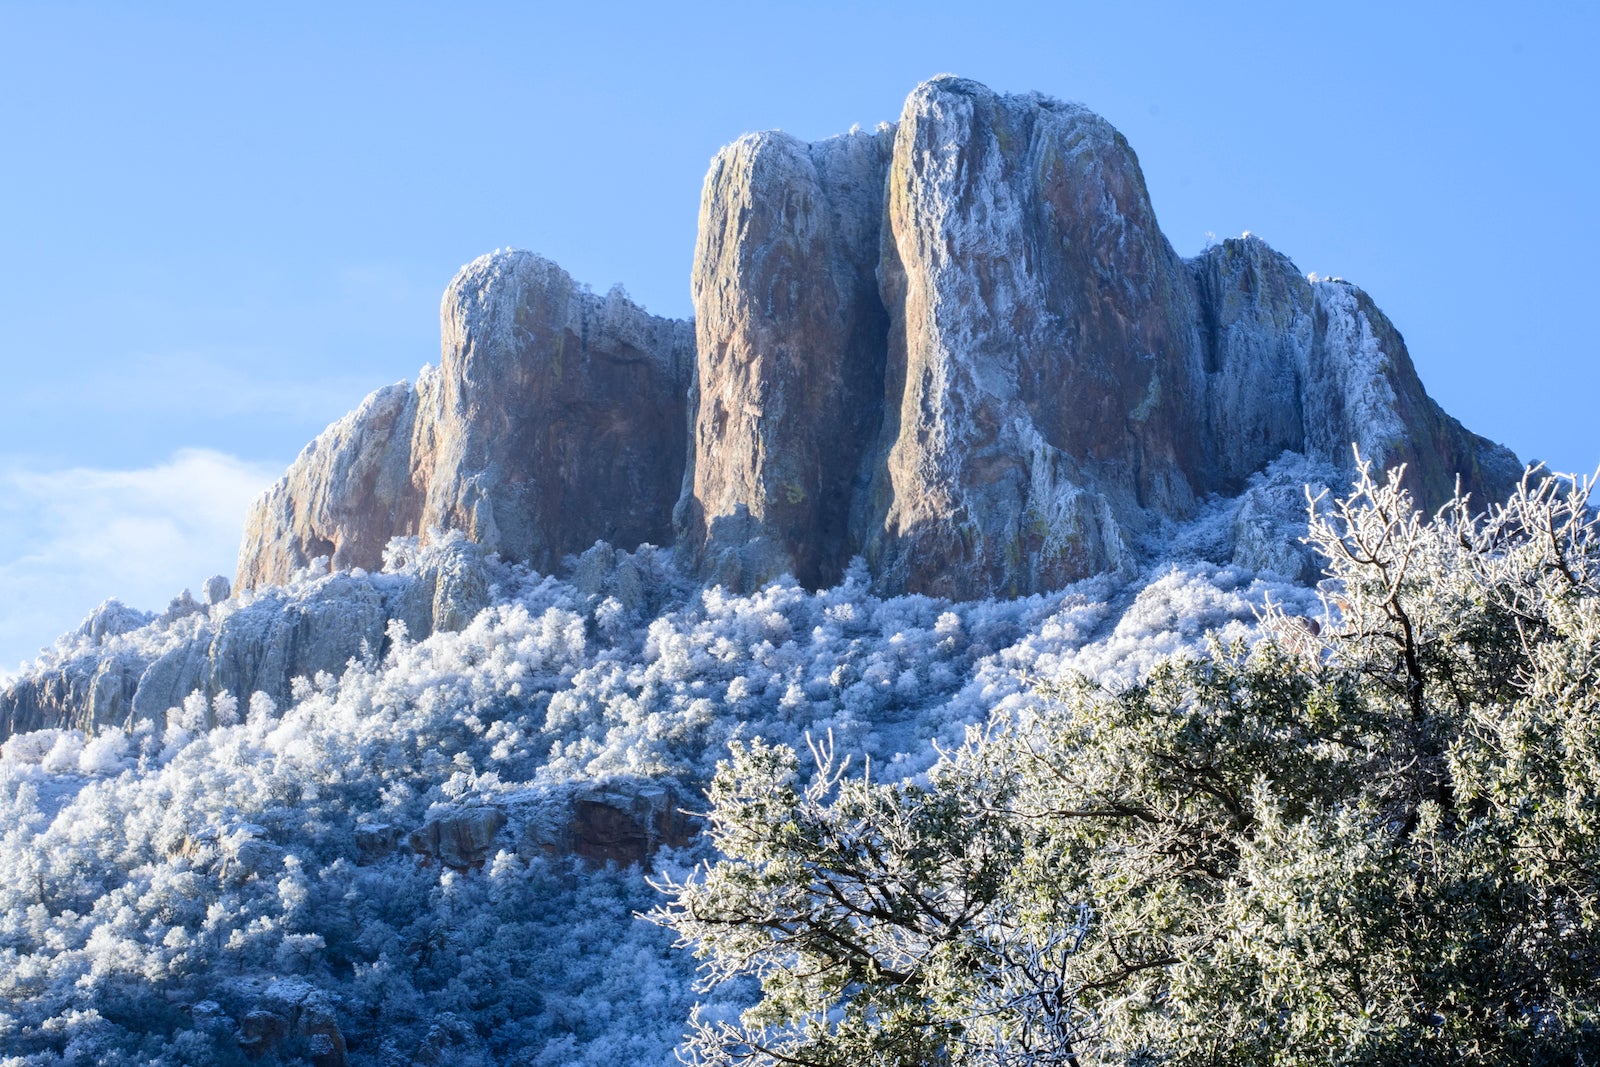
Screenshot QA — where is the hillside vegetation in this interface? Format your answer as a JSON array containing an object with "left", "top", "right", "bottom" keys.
[{"left": 656, "top": 463, "right": 1600, "bottom": 1065}]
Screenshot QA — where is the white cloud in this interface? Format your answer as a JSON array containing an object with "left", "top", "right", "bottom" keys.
[{"left": 0, "top": 449, "right": 283, "bottom": 676}]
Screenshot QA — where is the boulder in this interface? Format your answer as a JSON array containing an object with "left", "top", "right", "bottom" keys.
[
  {"left": 520, "top": 782, "right": 699, "bottom": 868},
  {"left": 238, "top": 980, "right": 346, "bottom": 1067}
]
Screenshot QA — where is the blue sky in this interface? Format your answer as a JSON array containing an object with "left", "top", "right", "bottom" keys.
[{"left": 1, "top": 1, "right": 1596, "bottom": 671}]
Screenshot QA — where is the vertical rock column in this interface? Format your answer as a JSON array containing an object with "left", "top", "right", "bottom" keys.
[
  {"left": 860, "top": 76, "right": 1204, "bottom": 599},
  {"left": 681, "top": 128, "right": 893, "bottom": 589},
  {"left": 419, "top": 250, "right": 695, "bottom": 574}
]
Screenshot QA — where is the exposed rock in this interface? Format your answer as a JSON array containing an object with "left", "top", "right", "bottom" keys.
[
  {"left": 236, "top": 380, "right": 425, "bottom": 592},
  {"left": 2, "top": 648, "right": 145, "bottom": 736},
  {"left": 354, "top": 822, "right": 404, "bottom": 865},
  {"left": 203, "top": 574, "right": 232, "bottom": 606},
  {"left": 76, "top": 599, "right": 155, "bottom": 645},
  {"left": 1303, "top": 278, "right": 1521, "bottom": 507},
  {"left": 132, "top": 571, "right": 400, "bottom": 723},
  {"left": 520, "top": 781, "right": 699, "bottom": 868},
  {"left": 1190, "top": 236, "right": 1318, "bottom": 487},
  {"left": 230, "top": 78, "right": 1516, "bottom": 607},
  {"left": 238, "top": 1009, "right": 291, "bottom": 1060},
  {"left": 0, "top": 540, "right": 487, "bottom": 738},
  {"left": 238, "top": 980, "right": 346, "bottom": 1067},
  {"left": 162, "top": 588, "right": 207, "bottom": 624},
  {"left": 1193, "top": 236, "right": 1520, "bottom": 506},
  {"left": 681, "top": 127, "right": 893, "bottom": 590},
  {"left": 237, "top": 252, "right": 695, "bottom": 591},
  {"left": 669, "top": 79, "right": 1524, "bottom": 604},
  {"left": 418, "top": 252, "right": 695, "bottom": 574},
  {"left": 859, "top": 77, "right": 1198, "bottom": 598},
  {"left": 408, "top": 806, "right": 507, "bottom": 870}
]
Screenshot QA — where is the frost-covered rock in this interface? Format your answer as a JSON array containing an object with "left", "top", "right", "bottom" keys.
[
  {"left": 233, "top": 77, "right": 1515, "bottom": 603},
  {"left": 237, "top": 253, "right": 695, "bottom": 591},
  {"left": 202, "top": 574, "right": 232, "bottom": 606},
  {"left": 236, "top": 380, "right": 423, "bottom": 591},
  {"left": 1194, "top": 235, "right": 1520, "bottom": 506},
  {"left": 862, "top": 77, "right": 1196, "bottom": 598},
  {"left": 419, "top": 252, "right": 695, "bottom": 574},
  {"left": 75, "top": 599, "right": 155, "bottom": 644},
  {"left": 0, "top": 536, "right": 506, "bottom": 737},
  {"left": 681, "top": 126, "right": 893, "bottom": 591}
]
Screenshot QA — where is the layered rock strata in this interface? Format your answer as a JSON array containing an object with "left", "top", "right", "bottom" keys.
[{"left": 236, "top": 75, "right": 1518, "bottom": 603}]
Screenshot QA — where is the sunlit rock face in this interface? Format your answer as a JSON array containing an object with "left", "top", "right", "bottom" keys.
[
  {"left": 680, "top": 127, "right": 893, "bottom": 592},
  {"left": 859, "top": 77, "right": 1203, "bottom": 598},
  {"left": 236, "top": 381, "right": 424, "bottom": 591},
  {"left": 236, "top": 252, "right": 694, "bottom": 591},
  {"left": 235, "top": 75, "right": 1517, "bottom": 604},
  {"left": 420, "top": 252, "right": 695, "bottom": 573}
]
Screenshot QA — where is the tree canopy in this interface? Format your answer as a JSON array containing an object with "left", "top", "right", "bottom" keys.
[{"left": 652, "top": 462, "right": 1600, "bottom": 1065}]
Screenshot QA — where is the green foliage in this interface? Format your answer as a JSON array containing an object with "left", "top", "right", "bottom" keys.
[{"left": 653, "top": 461, "right": 1600, "bottom": 1065}]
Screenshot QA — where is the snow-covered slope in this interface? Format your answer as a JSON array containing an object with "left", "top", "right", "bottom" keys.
[{"left": 0, "top": 459, "right": 1332, "bottom": 1064}]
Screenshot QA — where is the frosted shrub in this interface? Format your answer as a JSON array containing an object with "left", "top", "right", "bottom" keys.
[
  {"left": 77, "top": 731, "right": 131, "bottom": 776},
  {"left": 211, "top": 690, "right": 239, "bottom": 727},
  {"left": 657, "top": 462, "right": 1600, "bottom": 1067},
  {"left": 3, "top": 729, "right": 62, "bottom": 765},
  {"left": 39, "top": 730, "right": 85, "bottom": 775}
]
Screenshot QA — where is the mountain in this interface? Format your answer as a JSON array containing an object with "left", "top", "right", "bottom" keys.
[
  {"left": 236, "top": 75, "right": 1516, "bottom": 603},
  {"left": 0, "top": 77, "right": 1523, "bottom": 1065}
]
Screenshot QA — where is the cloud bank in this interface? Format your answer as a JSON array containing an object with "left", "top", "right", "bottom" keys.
[{"left": 0, "top": 449, "right": 281, "bottom": 677}]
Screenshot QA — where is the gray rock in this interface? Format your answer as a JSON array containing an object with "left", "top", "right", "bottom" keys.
[
  {"left": 236, "top": 253, "right": 695, "bottom": 592},
  {"left": 0, "top": 541, "right": 491, "bottom": 739}
]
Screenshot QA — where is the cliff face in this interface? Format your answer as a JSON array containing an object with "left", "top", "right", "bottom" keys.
[
  {"left": 680, "top": 127, "right": 893, "bottom": 592},
  {"left": 237, "top": 252, "right": 694, "bottom": 590},
  {"left": 237, "top": 75, "right": 1518, "bottom": 601}
]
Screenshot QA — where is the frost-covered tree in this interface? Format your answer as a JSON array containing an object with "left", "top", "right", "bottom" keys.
[{"left": 654, "top": 461, "right": 1600, "bottom": 1065}]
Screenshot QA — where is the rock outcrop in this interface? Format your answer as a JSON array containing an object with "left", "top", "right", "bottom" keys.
[
  {"left": 860, "top": 79, "right": 1204, "bottom": 597},
  {"left": 237, "top": 252, "right": 694, "bottom": 590},
  {"left": 236, "top": 381, "right": 424, "bottom": 590},
  {"left": 2, "top": 536, "right": 492, "bottom": 738},
  {"left": 408, "top": 806, "right": 507, "bottom": 870},
  {"left": 231, "top": 75, "right": 1517, "bottom": 603},
  {"left": 378, "top": 782, "right": 698, "bottom": 872},
  {"left": 680, "top": 127, "right": 893, "bottom": 590}
]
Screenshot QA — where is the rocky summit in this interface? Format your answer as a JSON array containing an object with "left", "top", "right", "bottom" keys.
[{"left": 237, "top": 75, "right": 1517, "bottom": 602}]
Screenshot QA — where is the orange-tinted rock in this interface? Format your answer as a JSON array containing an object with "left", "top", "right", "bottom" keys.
[
  {"left": 408, "top": 806, "right": 507, "bottom": 870},
  {"left": 681, "top": 128, "right": 892, "bottom": 590},
  {"left": 231, "top": 77, "right": 1518, "bottom": 606}
]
